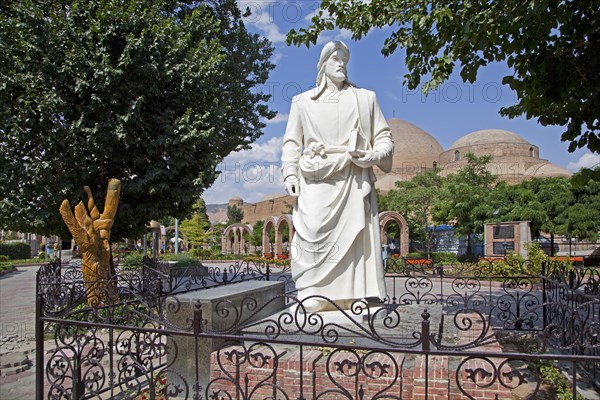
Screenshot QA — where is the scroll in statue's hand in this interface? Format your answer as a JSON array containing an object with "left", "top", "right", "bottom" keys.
[
  {"left": 284, "top": 175, "right": 300, "bottom": 197},
  {"left": 350, "top": 149, "right": 381, "bottom": 168}
]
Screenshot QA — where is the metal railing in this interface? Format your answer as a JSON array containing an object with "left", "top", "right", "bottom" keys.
[{"left": 35, "top": 257, "right": 599, "bottom": 399}]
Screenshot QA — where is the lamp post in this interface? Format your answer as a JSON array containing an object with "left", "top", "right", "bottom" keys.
[{"left": 174, "top": 218, "right": 179, "bottom": 254}]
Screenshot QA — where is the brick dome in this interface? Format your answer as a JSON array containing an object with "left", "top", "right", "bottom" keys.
[
  {"left": 449, "top": 129, "right": 530, "bottom": 149},
  {"left": 385, "top": 118, "right": 443, "bottom": 175},
  {"left": 439, "top": 128, "right": 570, "bottom": 183},
  {"left": 440, "top": 128, "right": 540, "bottom": 165},
  {"left": 526, "top": 163, "right": 571, "bottom": 178}
]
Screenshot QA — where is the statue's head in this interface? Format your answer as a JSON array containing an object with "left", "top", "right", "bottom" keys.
[
  {"left": 317, "top": 40, "right": 350, "bottom": 86},
  {"left": 312, "top": 41, "right": 354, "bottom": 99}
]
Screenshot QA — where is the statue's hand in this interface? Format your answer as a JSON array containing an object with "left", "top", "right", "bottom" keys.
[
  {"left": 350, "top": 150, "right": 381, "bottom": 168},
  {"left": 284, "top": 175, "right": 300, "bottom": 197}
]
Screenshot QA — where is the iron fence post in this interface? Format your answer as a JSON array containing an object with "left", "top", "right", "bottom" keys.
[
  {"left": 421, "top": 309, "right": 430, "bottom": 351},
  {"left": 572, "top": 361, "right": 577, "bottom": 400},
  {"left": 542, "top": 262, "right": 548, "bottom": 330},
  {"left": 36, "top": 293, "right": 44, "bottom": 400},
  {"left": 266, "top": 263, "right": 271, "bottom": 281},
  {"left": 222, "top": 268, "right": 228, "bottom": 285},
  {"left": 193, "top": 301, "right": 203, "bottom": 336},
  {"left": 421, "top": 309, "right": 431, "bottom": 399}
]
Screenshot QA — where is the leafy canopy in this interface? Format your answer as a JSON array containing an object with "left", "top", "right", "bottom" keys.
[
  {"left": 179, "top": 199, "right": 211, "bottom": 248},
  {"left": 0, "top": 0, "right": 275, "bottom": 239},
  {"left": 226, "top": 205, "right": 244, "bottom": 224},
  {"left": 381, "top": 168, "right": 443, "bottom": 253},
  {"left": 287, "top": 0, "right": 600, "bottom": 154},
  {"left": 432, "top": 153, "right": 498, "bottom": 239},
  {"left": 379, "top": 162, "right": 600, "bottom": 248}
]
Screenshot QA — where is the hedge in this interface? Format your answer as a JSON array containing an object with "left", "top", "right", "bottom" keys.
[
  {"left": 0, "top": 242, "right": 31, "bottom": 260},
  {"left": 431, "top": 252, "right": 458, "bottom": 263}
]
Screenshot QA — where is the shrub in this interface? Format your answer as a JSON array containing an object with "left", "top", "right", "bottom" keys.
[
  {"left": 0, "top": 255, "right": 9, "bottom": 262},
  {"left": 121, "top": 253, "right": 145, "bottom": 270},
  {"left": 457, "top": 253, "right": 477, "bottom": 262},
  {"left": 406, "top": 252, "right": 427, "bottom": 259},
  {"left": 0, "top": 262, "right": 14, "bottom": 273},
  {"left": 162, "top": 253, "right": 201, "bottom": 268},
  {"left": 431, "top": 252, "right": 458, "bottom": 264},
  {"left": 523, "top": 242, "right": 549, "bottom": 275},
  {"left": 243, "top": 255, "right": 290, "bottom": 267},
  {"left": 188, "top": 248, "right": 213, "bottom": 258},
  {"left": 0, "top": 242, "right": 31, "bottom": 259}
]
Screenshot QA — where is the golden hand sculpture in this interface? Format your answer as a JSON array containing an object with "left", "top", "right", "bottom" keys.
[{"left": 59, "top": 178, "right": 122, "bottom": 306}]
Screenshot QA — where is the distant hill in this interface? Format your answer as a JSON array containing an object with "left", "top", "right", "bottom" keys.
[{"left": 206, "top": 203, "right": 228, "bottom": 225}]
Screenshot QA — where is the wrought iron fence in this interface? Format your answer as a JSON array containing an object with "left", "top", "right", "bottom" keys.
[{"left": 35, "top": 257, "right": 599, "bottom": 399}]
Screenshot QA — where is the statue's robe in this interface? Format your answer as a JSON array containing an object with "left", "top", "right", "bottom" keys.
[{"left": 281, "top": 85, "right": 394, "bottom": 302}]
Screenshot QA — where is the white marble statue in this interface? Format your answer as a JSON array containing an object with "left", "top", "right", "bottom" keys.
[{"left": 281, "top": 41, "right": 394, "bottom": 312}]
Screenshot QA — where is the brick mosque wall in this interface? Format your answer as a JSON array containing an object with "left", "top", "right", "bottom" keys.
[
  {"left": 439, "top": 142, "right": 539, "bottom": 164},
  {"left": 240, "top": 195, "right": 295, "bottom": 224}
]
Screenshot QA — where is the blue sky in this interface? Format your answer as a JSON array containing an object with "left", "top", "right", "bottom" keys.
[{"left": 203, "top": 0, "right": 599, "bottom": 204}]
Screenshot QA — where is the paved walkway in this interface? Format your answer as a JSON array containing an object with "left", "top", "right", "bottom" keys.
[{"left": 0, "top": 265, "right": 39, "bottom": 399}]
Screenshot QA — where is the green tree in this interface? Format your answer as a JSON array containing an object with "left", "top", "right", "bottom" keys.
[
  {"left": 562, "top": 169, "right": 600, "bottom": 241},
  {"left": 288, "top": 0, "right": 600, "bottom": 155},
  {"left": 522, "top": 177, "right": 574, "bottom": 254},
  {"left": 380, "top": 168, "right": 444, "bottom": 257},
  {"left": 227, "top": 205, "right": 244, "bottom": 224},
  {"left": 179, "top": 199, "right": 211, "bottom": 249},
  {"left": 482, "top": 178, "right": 572, "bottom": 255},
  {"left": 251, "top": 220, "right": 264, "bottom": 248},
  {"left": 0, "top": 0, "right": 275, "bottom": 240},
  {"left": 432, "top": 153, "right": 497, "bottom": 257}
]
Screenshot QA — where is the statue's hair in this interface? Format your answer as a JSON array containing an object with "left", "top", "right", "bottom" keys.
[{"left": 311, "top": 40, "right": 356, "bottom": 100}]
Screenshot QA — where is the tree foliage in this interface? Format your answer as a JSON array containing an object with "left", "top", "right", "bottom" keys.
[
  {"left": 287, "top": 0, "right": 600, "bottom": 154},
  {"left": 381, "top": 168, "right": 443, "bottom": 254},
  {"left": 179, "top": 198, "right": 211, "bottom": 248},
  {"left": 562, "top": 169, "right": 600, "bottom": 241},
  {"left": 432, "top": 153, "right": 497, "bottom": 239},
  {"left": 226, "top": 205, "right": 244, "bottom": 224},
  {"left": 0, "top": 0, "right": 274, "bottom": 239},
  {"left": 480, "top": 174, "right": 600, "bottom": 242},
  {"left": 380, "top": 159, "right": 599, "bottom": 255},
  {"left": 250, "top": 220, "right": 264, "bottom": 248}
]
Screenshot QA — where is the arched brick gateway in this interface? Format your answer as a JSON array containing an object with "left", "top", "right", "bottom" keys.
[
  {"left": 260, "top": 215, "right": 294, "bottom": 259},
  {"left": 262, "top": 217, "right": 278, "bottom": 258},
  {"left": 276, "top": 214, "right": 294, "bottom": 258},
  {"left": 221, "top": 224, "right": 252, "bottom": 255},
  {"left": 379, "top": 211, "right": 409, "bottom": 256},
  {"left": 223, "top": 212, "right": 407, "bottom": 258}
]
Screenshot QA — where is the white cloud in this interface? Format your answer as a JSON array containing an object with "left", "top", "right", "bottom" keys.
[
  {"left": 271, "top": 50, "right": 285, "bottom": 64},
  {"left": 315, "top": 28, "right": 362, "bottom": 45},
  {"left": 567, "top": 153, "right": 600, "bottom": 172},
  {"left": 262, "top": 113, "right": 289, "bottom": 125},
  {"left": 336, "top": 28, "right": 353, "bottom": 40},
  {"left": 239, "top": 0, "right": 287, "bottom": 43},
  {"left": 203, "top": 136, "right": 285, "bottom": 204}
]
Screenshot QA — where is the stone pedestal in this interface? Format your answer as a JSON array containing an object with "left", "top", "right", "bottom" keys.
[{"left": 165, "top": 281, "right": 285, "bottom": 397}]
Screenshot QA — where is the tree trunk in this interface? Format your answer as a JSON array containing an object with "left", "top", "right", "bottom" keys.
[{"left": 465, "top": 233, "right": 473, "bottom": 259}]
